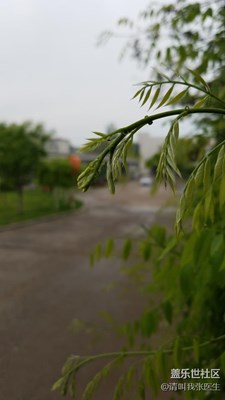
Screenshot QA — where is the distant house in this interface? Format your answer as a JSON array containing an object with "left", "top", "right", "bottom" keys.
[
  {"left": 138, "top": 132, "right": 164, "bottom": 174},
  {"left": 45, "top": 138, "right": 73, "bottom": 159}
]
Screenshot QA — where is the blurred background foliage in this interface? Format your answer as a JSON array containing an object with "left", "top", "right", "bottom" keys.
[
  {"left": 0, "top": 122, "right": 81, "bottom": 225},
  {"left": 54, "top": 0, "right": 225, "bottom": 398}
]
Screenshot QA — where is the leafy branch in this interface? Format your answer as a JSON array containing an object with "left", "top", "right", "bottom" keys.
[
  {"left": 176, "top": 138, "right": 225, "bottom": 233},
  {"left": 77, "top": 72, "right": 225, "bottom": 235},
  {"left": 78, "top": 107, "right": 225, "bottom": 193},
  {"left": 133, "top": 69, "right": 225, "bottom": 109},
  {"left": 53, "top": 333, "right": 225, "bottom": 399}
]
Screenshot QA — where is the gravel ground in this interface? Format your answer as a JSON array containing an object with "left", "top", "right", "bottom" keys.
[{"left": 0, "top": 182, "right": 175, "bottom": 400}]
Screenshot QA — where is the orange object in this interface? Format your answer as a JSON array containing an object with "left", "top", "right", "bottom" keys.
[{"left": 68, "top": 155, "right": 81, "bottom": 172}]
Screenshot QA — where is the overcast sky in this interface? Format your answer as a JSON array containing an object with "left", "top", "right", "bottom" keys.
[{"left": 0, "top": 0, "right": 165, "bottom": 146}]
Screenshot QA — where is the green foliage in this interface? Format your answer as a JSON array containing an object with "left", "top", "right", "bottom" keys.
[
  {"left": 0, "top": 121, "right": 49, "bottom": 213},
  {"left": 0, "top": 189, "right": 82, "bottom": 225},
  {"left": 146, "top": 134, "right": 210, "bottom": 179},
  {"left": 38, "top": 158, "right": 79, "bottom": 211},
  {"left": 77, "top": 72, "right": 224, "bottom": 195},
  {"left": 54, "top": 2, "right": 225, "bottom": 398},
  {"left": 101, "top": 0, "right": 225, "bottom": 142},
  {"left": 0, "top": 121, "right": 48, "bottom": 188},
  {"left": 54, "top": 214, "right": 225, "bottom": 398},
  {"left": 132, "top": 71, "right": 224, "bottom": 111},
  {"left": 53, "top": 69, "right": 225, "bottom": 399},
  {"left": 38, "top": 158, "right": 77, "bottom": 190},
  {"left": 176, "top": 140, "right": 225, "bottom": 233},
  {"left": 101, "top": 0, "right": 225, "bottom": 75},
  {"left": 145, "top": 152, "right": 160, "bottom": 173}
]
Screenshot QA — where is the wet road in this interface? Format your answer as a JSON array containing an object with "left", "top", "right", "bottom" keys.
[{"left": 0, "top": 183, "right": 174, "bottom": 399}]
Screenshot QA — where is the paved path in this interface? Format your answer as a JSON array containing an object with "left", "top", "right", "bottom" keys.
[{"left": 0, "top": 183, "right": 174, "bottom": 400}]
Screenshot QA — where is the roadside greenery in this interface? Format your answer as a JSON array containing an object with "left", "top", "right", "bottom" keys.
[
  {"left": 53, "top": 1, "right": 225, "bottom": 398},
  {"left": 0, "top": 122, "right": 82, "bottom": 225},
  {"left": 0, "top": 190, "right": 82, "bottom": 226},
  {"left": 38, "top": 158, "right": 79, "bottom": 211},
  {"left": 0, "top": 122, "right": 49, "bottom": 214},
  {"left": 54, "top": 74, "right": 225, "bottom": 400}
]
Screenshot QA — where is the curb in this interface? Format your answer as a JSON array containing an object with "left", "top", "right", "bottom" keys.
[{"left": 0, "top": 207, "right": 83, "bottom": 233}]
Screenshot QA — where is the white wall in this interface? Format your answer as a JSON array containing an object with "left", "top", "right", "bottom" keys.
[{"left": 138, "top": 132, "right": 164, "bottom": 174}]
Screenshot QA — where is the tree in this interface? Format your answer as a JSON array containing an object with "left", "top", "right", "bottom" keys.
[
  {"left": 100, "top": 0, "right": 225, "bottom": 141},
  {"left": 0, "top": 122, "right": 49, "bottom": 213},
  {"left": 38, "top": 158, "right": 79, "bottom": 210},
  {"left": 100, "top": 0, "right": 224, "bottom": 74}
]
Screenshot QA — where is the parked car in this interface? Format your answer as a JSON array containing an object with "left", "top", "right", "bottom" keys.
[{"left": 139, "top": 176, "right": 153, "bottom": 186}]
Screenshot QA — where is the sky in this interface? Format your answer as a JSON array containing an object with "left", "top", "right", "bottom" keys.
[{"left": 0, "top": 0, "right": 165, "bottom": 147}]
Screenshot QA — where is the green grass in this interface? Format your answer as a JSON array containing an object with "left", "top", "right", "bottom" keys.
[{"left": 0, "top": 189, "right": 82, "bottom": 226}]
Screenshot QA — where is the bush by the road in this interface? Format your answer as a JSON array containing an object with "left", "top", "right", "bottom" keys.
[{"left": 0, "top": 189, "right": 82, "bottom": 226}]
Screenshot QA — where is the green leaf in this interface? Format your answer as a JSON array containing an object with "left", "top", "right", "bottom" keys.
[
  {"left": 219, "top": 177, "right": 225, "bottom": 210},
  {"left": 138, "top": 379, "right": 146, "bottom": 400},
  {"left": 139, "top": 88, "right": 146, "bottom": 102},
  {"left": 192, "top": 203, "right": 203, "bottom": 233},
  {"left": 140, "top": 311, "right": 158, "bottom": 337},
  {"left": 82, "top": 370, "right": 103, "bottom": 400},
  {"left": 106, "top": 159, "right": 115, "bottom": 194},
  {"left": 162, "top": 301, "right": 173, "bottom": 324},
  {"left": 122, "top": 138, "right": 133, "bottom": 172},
  {"left": 202, "top": 7, "right": 213, "bottom": 22},
  {"left": 144, "top": 359, "right": 158, "bottom": 397},
  {"left": 105, "top": 239, "right": 114, "bottom": 258},
  {"left": 149, "top": 86, "right": 161, "bottom": 109},
  {"left": 185, "top": 176, "right": 195, "bottom": 211},
  {"left": 80, "top": 138, "right": 106, "bottom": 153},
  {"left": 180, "top": 264, "right": 193, "bottom": 299},
  {"left": 132, "top": 87, "right": 145, "bottom": 100},
  {"left": 113, "top": 375, "right": 125, "bottom": 400},
  {"left": 203, "top": 158, "right": 211, "bottom": 192},
  {"left": 166, "top": 89, "right": 188, "bottom": 105},
  {"left": 156, "top": 84, "right": 175, "bottom": 109},
  {"left": 173, "top": 120, "right": 179, "bottom": 140},
  {"left": 194, "top": 162, "right": 205, "bottom": 186},
  {"left": 166, "top": 151, "right": 181, "bottom": 178},
  {"left": 214, "top": 145, "right": 225, "bottom": 182},
  {"left": 69, "top": 378, "right": 77, "bottom": 398},
  {"left": 61, "top": 355, "right": 80, "bottom": 375},
  {"left": 92, "top": 131, "right": 106, "bottom": 138},
  {"left": 181, "top": 234, "right": 196, "bottom": 266},
  {"left": 52, "top": 377, "right": 65, "bottom": 392},
  {"left": 188, "top": 68, "right": 209, "bottom": 90},
  {"left": 125, "top": 366, "right": 135, "bottom": 391},
  {"left": 204, "top": 188, "right": 214, "bottom": 222},
  {"left": 141, "top": 87, "right": 152, "bottom": 106},
  {"left": 193, "top": 96, "right": 208, "bottom": 109},
  {"left": 141, "top": 241, "right": 151, "bottom": 261},
  {"left": 150, "top": 225, "right": 166, "bottom": 246},
  {"left": 165, "top": 165, "right": 176, "bottom": 189},
  {"left": 156, "top": 351, "right": 167, "bottom": 381},
  {"left": 158, "top": 237, "right": 177, "bottom": 260},
  {"left": 122, "top": 239, "right": 132, "bottom": 260},
  {"left": 210, "top": 233, "right": 223, "bottom": 258}
]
